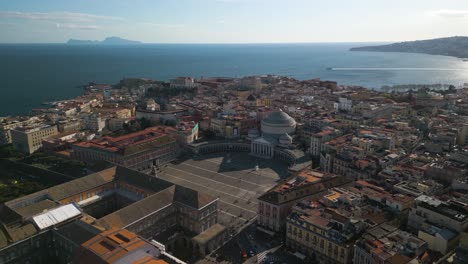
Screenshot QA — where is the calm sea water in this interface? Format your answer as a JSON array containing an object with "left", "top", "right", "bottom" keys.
[{"left": 1, "top": 43, "right": 468, "bottom": 115}]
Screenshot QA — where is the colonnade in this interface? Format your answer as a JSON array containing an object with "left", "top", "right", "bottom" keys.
[{"left": 252, "top": 143, "right": 273, "bottom": 158}]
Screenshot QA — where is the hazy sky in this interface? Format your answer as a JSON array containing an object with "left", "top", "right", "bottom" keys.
[{"left": 1, "top": 0, "right": 468, "bottom": 43}]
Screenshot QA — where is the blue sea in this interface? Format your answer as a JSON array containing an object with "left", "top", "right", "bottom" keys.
[{"left": 1, "top": 43, "right": 468, "bottom": 116}]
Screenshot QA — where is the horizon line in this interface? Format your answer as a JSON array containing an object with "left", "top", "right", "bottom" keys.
[{"left": 0, "top": 41, "right": 393, "bottom": 45}]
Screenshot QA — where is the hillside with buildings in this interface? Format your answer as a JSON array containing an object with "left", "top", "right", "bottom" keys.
[{"left": 351, "top": 36, "right": 468, "bottom": 58}]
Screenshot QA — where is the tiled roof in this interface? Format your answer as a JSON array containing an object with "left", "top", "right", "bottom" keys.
[
  {"left": 192, "top": 223, "right": 226, "bottom": 244},
  {"left": 95, "top": 186, "right": 176, "bottom": 230},
  {"left": 77, "top": 229, "right": 152, "bottom": 264},
  {"left": 115, "top": 166, "right": 173, "bottom": 194},
  {"left": 47, "top": 167, "right": 116, "bottom": 201},
  {"left": 175, "top": 185, "right": 217, "bottom": 209},
  {"left": 1, "top": 222, "right": 37, "bottom": 243},
  {"left": 258, "top": 175, "right": 346, "bottom": 205},
  {"left": 15, "top": 199, "right": 58, "bottom": 219}
]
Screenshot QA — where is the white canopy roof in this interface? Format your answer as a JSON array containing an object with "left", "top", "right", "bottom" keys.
[{"left": 32, "top": 203, "right": 81, "bottom": 230}]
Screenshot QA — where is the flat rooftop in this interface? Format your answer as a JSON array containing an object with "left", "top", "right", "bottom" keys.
[{"left": 416, "top": 195, "right": 468, "bottom": 222}]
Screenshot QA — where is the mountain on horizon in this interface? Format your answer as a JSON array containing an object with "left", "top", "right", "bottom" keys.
[
  {"left": 350, "top": 36, "right": 468, "bottom": 59},
  {"left": 66, "top": 36, "right": 142, "bottom": 45}
]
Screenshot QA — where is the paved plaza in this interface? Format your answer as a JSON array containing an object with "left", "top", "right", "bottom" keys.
[{"left": 155, "top": 152, "right": 290, "bottom": 230}]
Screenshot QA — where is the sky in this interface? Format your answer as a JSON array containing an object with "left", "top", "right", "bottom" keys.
[{"left": 0, "top": 0, "right": 468, "bottom": 43}]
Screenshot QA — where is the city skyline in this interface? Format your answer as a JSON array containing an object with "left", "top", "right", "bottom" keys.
[{"left": 1, "top": 0, "right": 468, "bottom": 43}]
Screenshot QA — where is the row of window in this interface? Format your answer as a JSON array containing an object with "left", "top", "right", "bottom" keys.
[{"left": 288, "top": 237, "right": 347, "bottom": 260}]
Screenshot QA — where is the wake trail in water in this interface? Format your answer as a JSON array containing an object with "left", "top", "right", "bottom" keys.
[{"left": 330, "top": 67, "right": 465, "bottom": 71}]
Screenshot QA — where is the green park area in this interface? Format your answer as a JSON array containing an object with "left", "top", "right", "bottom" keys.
[{"left": 0, "top": 145, "right": 88, "bottom": 203}]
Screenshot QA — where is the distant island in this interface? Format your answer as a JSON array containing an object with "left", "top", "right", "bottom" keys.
[
  {"left": 66, "top": 36, "right": 142, "bottom": 45},
  {"left": 350, "top": 36, "right": 468, "bottom": 59}
]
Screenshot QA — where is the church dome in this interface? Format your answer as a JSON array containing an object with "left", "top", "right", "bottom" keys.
[
  {"left": 262, "top": 109, "right": 295, "bottom": 126},
  {"left": 261, "top": 109, "right": 296, "bottom": 137},
  {"left": 279, "top": 133, "right": 293, "bottom": 145},
  {"left": 248, "top": 128, "right": 260, "bottom": 139}
]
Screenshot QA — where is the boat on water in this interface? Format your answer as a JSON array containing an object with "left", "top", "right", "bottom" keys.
[
  {"left": 463, "top": 59, "right": 468, "bottom": 62},
  {"left": 326, "top": 67, "right": 333, "bottom": 70}
]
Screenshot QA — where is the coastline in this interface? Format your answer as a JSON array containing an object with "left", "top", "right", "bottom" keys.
[
  {"left": 1, "top": 43, "right": 467, "bottom": 116},
  {"left": 350, "top": 48, "right": 468, "bottom": 60}
]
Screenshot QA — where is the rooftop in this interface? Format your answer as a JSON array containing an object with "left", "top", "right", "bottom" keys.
[
  {"left": 74, "top": 127, "right": 175, "bottom": 155},
  {"left": 77, "top": 229, "right": 167, "bottom": 264},
  {"left": 258, "top": 173, "right": 347, "bottom": 205},
  {"left": 1, "top": 166, "right": 216, "bottom": 249},
  {"left": 32, "top": 203, "right": 82, "bottom": 230},
  {"left": 417, "top": 197, "right": 468, "bottom": 222},
  {"left": 192, "top": 223, "right": 226, "bottom": 244}
]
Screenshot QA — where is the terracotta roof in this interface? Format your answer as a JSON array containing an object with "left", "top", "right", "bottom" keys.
[
  {"left": 258, "top": 175, "right": 347, "bottom": 205},
  {"left": 132, "top": 256, "right": 168, "bottom": 264},
  {"left": 74, "top": 127, "right": 175, "bottom": 155},
  {"left": 386, "top": 254, "right": 413, "bottom": 264},
  {"left": 77, "top": 229, "right": 154, "bottom": 264}
]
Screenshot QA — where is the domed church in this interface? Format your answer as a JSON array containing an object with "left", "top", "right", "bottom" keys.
[{"left": 250, "top": 109, "right": 296, "bottom": 159}]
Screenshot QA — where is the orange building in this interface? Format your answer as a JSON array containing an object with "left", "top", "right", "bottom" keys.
[{"left": 76, "top": 229, "right": 168, "bottom": 264}]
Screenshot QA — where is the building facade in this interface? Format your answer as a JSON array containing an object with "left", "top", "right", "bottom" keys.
[
  {"left": 257, "top": 170, "right": 348, "bottom": 232},
  {"left": 81, "top": 113, "right": 106, "bottom": 132},
  {"left": 72, "top": 127, "right": 180, "bottom": 171},
  {"left": 11, "top": 124, "right": 58, "bottom": 154},
  {"left": 287, "top": 206, "right": 366, "bottom": 264},
  {"left": 0, "top": 118, "right": 31, "bottom": 145}
]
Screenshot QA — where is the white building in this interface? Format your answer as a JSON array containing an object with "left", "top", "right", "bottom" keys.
[
  {"left": 170, "top": 77, "right": 197, "bottom": 89},
  {"left": 408, "top": 195, "right": 468, "bottom": 233},
  {"left": 81, "top": 113, "right": 106, "bottom": 132},
  {"left": 335, "top": 97, "right": 353, "bottom": 112},
  {"left": 11, "top": 124, "right": 58, "bottom": 154}
]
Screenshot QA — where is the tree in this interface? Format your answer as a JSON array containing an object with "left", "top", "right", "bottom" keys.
[
  {"left": 164, "top": 119, "right": 177, "bottom": 127},
  {"left": 140, "top": 117, "right": 152, "bottom": 129}
]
